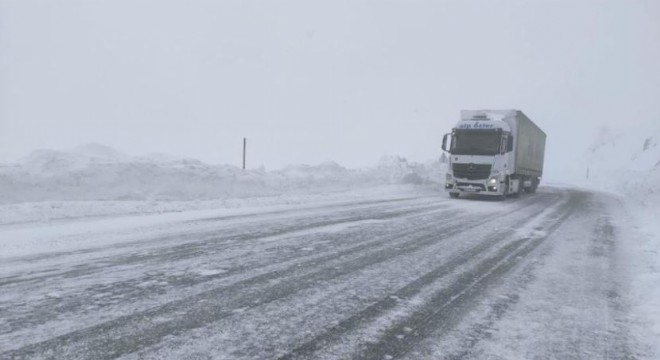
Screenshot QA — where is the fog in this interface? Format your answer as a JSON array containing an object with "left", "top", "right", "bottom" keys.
[{"left": 1, "top": 0, "right": 659, "bottom": 180}]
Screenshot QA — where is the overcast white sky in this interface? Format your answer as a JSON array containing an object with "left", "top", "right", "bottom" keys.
[{"left": 1, "top": 0, "right": 659, "bottom": 177}]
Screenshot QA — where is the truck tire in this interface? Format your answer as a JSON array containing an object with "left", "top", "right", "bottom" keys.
[
  {"left": 523, "top": 176, "right": 533, "bottom": 193},
  {"left": 530, "top": 177, "right": 539, "bottom": 193},
  {"left": 498, "top": 177, "right": 509, "bottom": 201},
  {"left": 449, "top": 193, "right": 460, "bottom": 199},
  {"left": 510, "top": 176, "right": 521, "bottom": 198}
]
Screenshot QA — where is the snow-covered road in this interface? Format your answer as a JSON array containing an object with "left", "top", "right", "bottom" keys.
[{"left": 0, "top": 188, "right": 648, "bottom": 359}]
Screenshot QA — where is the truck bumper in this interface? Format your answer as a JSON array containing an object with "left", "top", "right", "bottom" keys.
[{"left": 445, "top": 179, "right": 503, "bottom": 196}]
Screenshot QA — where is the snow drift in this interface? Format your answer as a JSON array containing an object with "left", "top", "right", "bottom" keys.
[
  {"left": 0, "top": 144, "right": 446, "bottom": 204},
  {"left": 582, "top": 127, "right": 660, "bottom": 204}
]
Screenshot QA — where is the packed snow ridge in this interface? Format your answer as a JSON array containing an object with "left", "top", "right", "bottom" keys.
[{"left": 0, "top": 143, "right": 447, "bottom": 204}]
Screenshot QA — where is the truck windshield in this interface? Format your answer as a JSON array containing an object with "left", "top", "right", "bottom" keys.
[{"left": 451, "top": 131, "right": 501, "bottom": 155}]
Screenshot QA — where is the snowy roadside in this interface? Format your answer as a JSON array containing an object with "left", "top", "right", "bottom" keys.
[
  {"left": 619, "top": 195, "right": 660, "bottom": 357},
  {"left": 0, "top": 184, "right": 436, "bottom": 226},
  {"left": 560, "top": 129, "right": 660, "bottom": 357},
  {"left": 0, "top": 184, "right": 441, "bottom": 261},
  {"left": 567, "top": 170, "right": 660, "bottom": 357}
]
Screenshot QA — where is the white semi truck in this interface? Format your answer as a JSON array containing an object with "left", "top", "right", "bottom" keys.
[{"left": 442, "top": 109, "right": 546, "bottom": 199}]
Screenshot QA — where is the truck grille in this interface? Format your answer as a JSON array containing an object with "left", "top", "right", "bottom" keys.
[
  {"left": 452, "top": 163, "right": 491, "bottom": 180},
  {"left": 456, "top": 183, "right": 486, "bottom": 191}
]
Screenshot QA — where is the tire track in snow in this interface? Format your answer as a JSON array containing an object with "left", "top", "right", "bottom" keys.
[
  {"left": 416, "top": 191, "right": 592, "bottom": 360},
  {"left": 0, "top": 198, "right": 450, "bottom": 288},
  {"left": 0, "top": 202, "right": 452, "bottom": 342},
  {"left": 424, "top": 192, "right": 649, "bottom": 360},
  {"left": 0, "top": 200, "right": 470, "bottom": 355},
  {"left": 592, "top": 214, "right": 638, "bottom": 359},
  {"left": 0, "top": 196, "right": 441, "bottom": 268},
  {"left": 347, "top": 191, "right": 580, "bottom": 360},
  {"left": 275, "top": 192, "right": 571, "bottom": 360},
  {"left": 134, "top": 192, "right": 567, "bottom": 360},
  {"left": 0, "top": 194, "right": 554, "bottom": 359},
  {"left": 185, "top": 196, "right": 428, "bottom": 224}
]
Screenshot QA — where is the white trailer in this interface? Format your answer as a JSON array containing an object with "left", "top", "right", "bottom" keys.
[{"left": 441, "top": 109, "right": 546, "bottom": 199}]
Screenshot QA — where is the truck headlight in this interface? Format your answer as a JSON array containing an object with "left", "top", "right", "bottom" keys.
[{"left": 488, "top": 177, "right": 498, "bottom": 185}]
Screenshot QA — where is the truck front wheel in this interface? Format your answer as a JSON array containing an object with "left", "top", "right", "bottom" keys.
[
  {"left": 449, "top": 193, "right": 460, "bottom": 199},
  {"left": 499, "top": 176, "right": 510, "bottom": 200}
]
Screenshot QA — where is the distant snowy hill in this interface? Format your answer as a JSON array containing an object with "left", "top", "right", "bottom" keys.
[{"left": 0, "top": 144, "right": 446, "bottom": 203}]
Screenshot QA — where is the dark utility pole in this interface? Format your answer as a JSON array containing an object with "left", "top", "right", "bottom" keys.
[{"left": 242, "top": 138, "right": 247, "bottom": 170}]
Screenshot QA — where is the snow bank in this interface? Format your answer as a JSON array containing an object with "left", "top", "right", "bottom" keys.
[
  {"left": 0, "top": 144, "right": 446, "bottom": 204},
  {"left": 0, "top": 144, "right": 448, "bottom": 224}
]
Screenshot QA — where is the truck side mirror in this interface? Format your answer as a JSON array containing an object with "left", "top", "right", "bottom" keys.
[
  {"left": 507, "top": 136, "right": 514, "bottom": 152},
  {"left": 442, "top": 133, "right": 449, "bottom": 152}
]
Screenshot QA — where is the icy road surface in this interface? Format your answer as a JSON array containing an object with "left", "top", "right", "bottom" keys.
[{"left": 0, "top": 188, "right": 648, "bottom": 359}]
